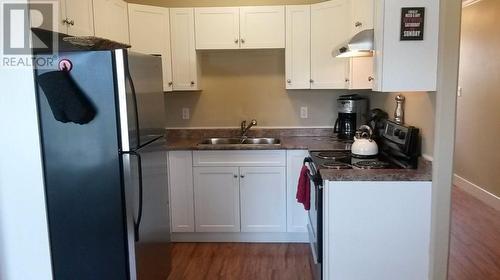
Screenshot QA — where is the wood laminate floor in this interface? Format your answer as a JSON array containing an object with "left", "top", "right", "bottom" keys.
[
  {"left": 167, "top": 243, "right": 314, "bottom": 280},
  {"left": 167, "top": 187, "right": 500, "bottom": 280},
  {"left": 448, "top": 186, "right": 500, "bottom": 280}
]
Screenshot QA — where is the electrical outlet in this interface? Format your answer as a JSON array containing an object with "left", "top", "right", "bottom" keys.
[
  {"left": 457, "top": 86, "right": 463, "bottom": 97},
  {"left": 182, "top": 108, "right": 190, "bottom": 120},
  {"left": 300, "top": 106, "right": 308, "bottom": 119}
]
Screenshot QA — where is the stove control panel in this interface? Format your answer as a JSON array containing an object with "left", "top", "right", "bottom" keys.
[{"left": 383, "top": 121, "right": 411, "bottom": 145}]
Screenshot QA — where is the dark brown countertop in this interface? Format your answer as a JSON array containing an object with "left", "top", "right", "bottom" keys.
[
  {"left": 147, "top": 128, "right": 432, "bottom": 182},
  {"left": 319, "top": 158, "right": 432, "bottom": 182}
]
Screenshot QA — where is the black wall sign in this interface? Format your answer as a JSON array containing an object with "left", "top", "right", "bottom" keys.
[{"left": 400, "top": 7, "right": 425, "bottom": 41}]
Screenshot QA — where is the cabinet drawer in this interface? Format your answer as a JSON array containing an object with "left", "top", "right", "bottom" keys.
[{"left": 193, "top": 150, "right": 286, "bottom": 167}]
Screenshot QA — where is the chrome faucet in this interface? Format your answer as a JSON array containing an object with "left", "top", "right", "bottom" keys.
[{"left": 240, "top": 119, "right": 258, "bottom": 138}]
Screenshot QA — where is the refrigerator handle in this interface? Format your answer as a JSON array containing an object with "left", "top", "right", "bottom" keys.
[
  {"left": 123, "top": 53, "right": 141, "bottom": 148},
  {"left": 122, "top": 150, "right": 144, "bottom": 242}
]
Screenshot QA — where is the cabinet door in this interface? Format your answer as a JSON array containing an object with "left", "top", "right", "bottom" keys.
[
  {"left": 240, "top": 167, "right": 286, "bottom": 232},
  {"left": 56, "top": 0, "right": 68, "bottom": 34},
  {"left": 193, "top": 167, "right": 240, "bottom": 232},
  {"left": 195, "top": 7, "right": 240, "bottom": 50},
  {"left": 239, "top": 6, "right": 285, "bottom": 49},
  {"left": 170, "top": 8, "right": 201, "bottom": 91},
  {"left": 128, "top": 4, "right": 173, "bottom": 92},
  {"left": 350, "top": 0, "right": 374, "bottom": 35},
  {"left": 168, "top": 151, "right": 195, "bottom": 233},
  {"left": 349, "top": 57, "right": 374, "bottom": 89},
  {"left": 286, "top": 150, "right": 309, "bottom": 233},
  {"left": 65, "top": 0, "right": 95, "bottom": 36},
  {"left": 311, "top": 0, "right": 350, "bottom": 89},
  {"left": 93, "top": 0, "right": 129, "bottom": 44},
  {"left": 285, "top": 5, "right": 311, "bottom": 90}
]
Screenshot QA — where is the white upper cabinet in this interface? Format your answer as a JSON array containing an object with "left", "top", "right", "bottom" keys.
[
  {"left": 373, "top": 0, "right": 439, "bottom": 92},
  {"left": 239, "top": 6, "right": 285, "bottom": 49},
  {"left": 347, "top": 0, "right": 375, "bottom": 90},
  {"left": 348, "top": 57, "right": 374, "bottom": 89},
  {"left": 93, "top": 0, "right": 129, "bottom": 44},
  {"left": 128, "top": 4, "right": 173, "bottom": 92},
  {"left": 350, "top": 0, "right": 374, "bottom": 35},
  {"left": 194, "top": 6, "right": 285, "bottom": 50},
  {"left": 311, "top": 0, "right": 351, "bottom": 89},
  {"left": 58, "top": 0, "right": 95, "bottom": 36},
  {"left": 170, "top": 8, "right": 201, "bottom": 91},
  {"left": 239, "top": 167, "right": 286, "bottom": 233},
  {"left": 285, "top": 5, "right": 311, "bottom": 90},
  {"left": 194, "top": 7, "right": 240, "bottom": 50}
]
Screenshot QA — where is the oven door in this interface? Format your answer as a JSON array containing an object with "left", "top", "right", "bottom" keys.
[{"left": 305, "top": 160, "right": 323, "bottom": 279}]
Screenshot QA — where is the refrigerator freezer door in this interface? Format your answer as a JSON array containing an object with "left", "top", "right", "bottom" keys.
[{"left": 128, "top": 148, "right": 171, "bottom": 279}]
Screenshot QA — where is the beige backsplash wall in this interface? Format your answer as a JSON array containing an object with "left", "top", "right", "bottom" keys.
[
  {"left": 369, "top": 92, "right": 436, "bottom": 158},
  {"left": 454, "top": 0, "right": 500, "bottom": 197},
  {"left": 164, "top": 49, "right": 359, "bottom": 127}
]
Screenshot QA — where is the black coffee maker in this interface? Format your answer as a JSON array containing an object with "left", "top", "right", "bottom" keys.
[{"left": 334, "top": 95, "right": 368, "bottom": 140}]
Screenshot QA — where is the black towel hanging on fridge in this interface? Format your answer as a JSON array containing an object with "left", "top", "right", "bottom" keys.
[{"left": 37, "top": 70, "right": 96, "bottom": 124}]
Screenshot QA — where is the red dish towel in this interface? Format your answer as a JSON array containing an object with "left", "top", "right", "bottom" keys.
[{"left": 296, "top": 165, "right": 311, "bottom": 210}]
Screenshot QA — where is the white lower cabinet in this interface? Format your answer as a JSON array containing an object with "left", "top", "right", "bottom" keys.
[
  {"left": 168, "top": 151, "right": 195, "bottom": 232},
  {"left": 193, "top": 167, "right": 241, "bottom": 232},
  {"left": 240, "top": 167, "right": 286, "bottom": 232},
  {"left": 286, "top": 150, "right": 309, "bottom": 232},
  {"left": 168, "top": 150, "right": 307, "bottom": 241}
]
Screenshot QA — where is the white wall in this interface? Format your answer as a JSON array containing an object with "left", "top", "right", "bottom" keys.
[{"left": 0, "top": 1, "right": 53, "bottom": 278}]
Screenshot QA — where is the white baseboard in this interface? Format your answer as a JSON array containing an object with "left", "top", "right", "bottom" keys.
[
  {"left": 171, "top": 232, "right": 309, "bottom": 243},
  {"left": 453, "top": 174, "right": 500, "bottom": 211},
  {"left": 422, "top": 154, "right": 433, "bottom": 162}
]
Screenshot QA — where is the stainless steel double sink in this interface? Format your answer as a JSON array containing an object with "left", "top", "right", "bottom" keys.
[{"left": 198, "top": 137, "right": 281, "bottom": 146}]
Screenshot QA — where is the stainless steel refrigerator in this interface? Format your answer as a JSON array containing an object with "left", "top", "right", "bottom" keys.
[{"left": 34, "top": 48, "right": 170, "bottom": 280}]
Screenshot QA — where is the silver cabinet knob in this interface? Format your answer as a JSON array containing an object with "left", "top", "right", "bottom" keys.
[
  {"left": 234, "top": 174, "right": 238, "bottom": 178},
  {"left": 69, "top": 20, "right": 74, "bottom": 26},
  {"left": 355, "top": 21, "right": 362, "bottom": 27},
  {"left": 234, "top": 39, "right": 239, "bottom": 43},
  {"left": 241, "top": 38, "right": 245, "bottom": 43},
  {"left": 190, "top": 81, "right": 195, "bottom": 85},
  {"left": 240, "top": 175, "right": 245, "bottom": 178},
  {"left": 62, "top": 18, "right": 70, "bottom": 25},
  {"left": 168, "top": 81, "right": 173, "bottom": 86},
  {"left": 368, "top": 76, "right": 374, "bottom": 82},
  {"left": 309, "top": 79, "right": 314, "bottom": 83},
  {"left": 345, "top": 78, "right": 350, "bottom": 82},
  {"left": 287, "top": 79, "right": 291, "bottom": 84}
]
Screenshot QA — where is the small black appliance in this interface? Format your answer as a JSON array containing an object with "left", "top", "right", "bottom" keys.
[{"left": 334, "top": 94, "right": 368, "bottom": 140}]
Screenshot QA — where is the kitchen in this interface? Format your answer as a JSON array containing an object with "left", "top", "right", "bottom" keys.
[{"left": 0, "top": 0, "right": 461, "bottom": 280}]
